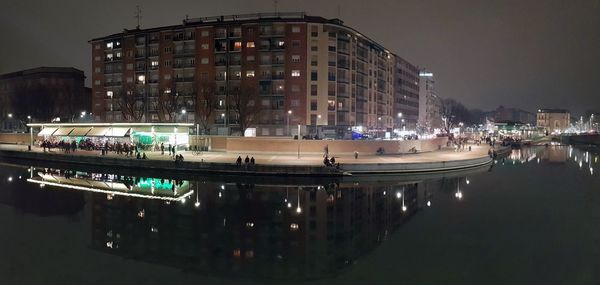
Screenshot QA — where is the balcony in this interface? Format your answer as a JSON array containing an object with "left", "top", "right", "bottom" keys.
[
  {"left": 104, "top": 81, "right": 121, "bottom": 87},
  {"left": 173, "top": 63, "right": 195, "bottom": 69},
  {"left": 174, "top": 49, "right": 195, "bottom": 57},
  {"left": 175, "top": 77, "right": 195, "bottom": 82},
  {"left": 215, "top": 60, "right": 227, "bottom": 66}
]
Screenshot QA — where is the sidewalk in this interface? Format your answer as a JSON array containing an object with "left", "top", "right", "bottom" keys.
[{"left": 0, "top": 143, "right": 495, "bottom": 167}]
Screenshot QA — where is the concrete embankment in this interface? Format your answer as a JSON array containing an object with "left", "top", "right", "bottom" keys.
[
  {"left": 0, "top": 146, "right": 503, "bottom": 176},
  {"left": 0, "top": 149, "right": 345, "bottom": 177}
]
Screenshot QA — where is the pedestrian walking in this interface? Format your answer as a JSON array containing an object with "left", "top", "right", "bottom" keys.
[{"left": 354, "top": 151, "right": 359, "bottom": 159}]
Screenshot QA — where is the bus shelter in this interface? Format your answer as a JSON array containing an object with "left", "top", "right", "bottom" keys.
[{"left": 28, "top": 123, "right": 194, "bottom": 151}]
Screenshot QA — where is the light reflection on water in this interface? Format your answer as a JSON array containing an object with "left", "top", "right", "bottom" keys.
[{"left": 0, "top": 145, "right": 599, "bottom": 284}]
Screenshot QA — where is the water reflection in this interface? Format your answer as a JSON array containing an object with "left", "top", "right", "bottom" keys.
[
  {"left": 0, "top": 161, "right": 488, "bottom": 281},
  {"left": 502, "top": 146, "right": 598, "bottom": 177}
]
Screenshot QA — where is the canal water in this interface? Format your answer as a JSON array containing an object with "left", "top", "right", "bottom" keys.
[{"left": 0, "top": 146, "right": 598, "bottom": 284}]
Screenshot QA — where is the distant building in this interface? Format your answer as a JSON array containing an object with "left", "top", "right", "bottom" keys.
[
  {"left": 0, "top": 67, "right": 91, "bottom": 131},
  {"left": 393, "top": 58, "right": 420, "bottom": 130},
  {"left": 90, "top": 12, "right": 419, "bottom": 137},
  {"left": 537, "top": 109, "right": 570, "bottom": 132},
  {"left": 484, "top": 106, "right": 536, "bottom": 125},
  {"left": 418, "top": 71, "right": 442, "bottom": 131}
]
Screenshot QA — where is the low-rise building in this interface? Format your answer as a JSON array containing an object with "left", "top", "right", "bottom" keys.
[
  {"left": 537, "top": 109, "right": 570, "bottom": 132},
  {"left": 0, "top": 67, "right": 91, "bottom": 131}
]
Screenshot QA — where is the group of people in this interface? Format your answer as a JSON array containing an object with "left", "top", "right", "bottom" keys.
[
  {"left": 236, "top": 155, "right": 255, "bottom": 167},
  {"left": 160, "top": 143, "right": 178, "bottom": 157},
  {"left": 323, "top": 155, "right": 340, "bottom": 168},
  {"left": 174, "top": 154, "right": 185, "bottom": 163}
]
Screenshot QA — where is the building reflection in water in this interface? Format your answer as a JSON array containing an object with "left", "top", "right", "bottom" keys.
[{"left": 23, "top": 165, "right": 486, "bottom": 281}]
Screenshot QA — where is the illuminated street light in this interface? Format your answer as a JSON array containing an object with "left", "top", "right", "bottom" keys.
[
  {"left": 8, "top": 113, "right": 13, "bottom": 118},
  {"left": 287, "top": 110, "right": 292, "bottom": 136}
]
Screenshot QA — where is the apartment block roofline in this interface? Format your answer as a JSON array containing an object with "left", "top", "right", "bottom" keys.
[
  {"left": 88, "top": 11, "right": 400, "bottom": 56},
  {"left": 0, "top": 67, "right": 85, "bottom": 81},
  {"left": 537, "top": 108, "right": 569, "bottom": 113}
]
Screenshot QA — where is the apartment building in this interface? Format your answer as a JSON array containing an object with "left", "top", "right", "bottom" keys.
[{"left": 90, "top": 12, "right": 418, "bottom": 137}]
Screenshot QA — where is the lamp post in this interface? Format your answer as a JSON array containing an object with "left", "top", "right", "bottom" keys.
[
  {"left": 181, "top": 109, "right": 187, "bottom": 123},
  {"left": 401, "top": 118, "right": 406, "bottom": 132},
  {"left": 396, "top": 112, "right": 403, "bottom": 137},
  {"left": 27, "top": 115, "right": 32, "bottom": 150},
  {"left": 315, "top": 114, "right": 322, "bottom": 138},
  {"left": 287, "top": 110, "right": 292, "bottom": 136}
]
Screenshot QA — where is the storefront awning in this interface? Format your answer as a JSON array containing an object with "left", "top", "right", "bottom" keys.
[
  {"left": 86, "top": 127, "right": 110, "bottom": 137},
  {"left": 106, "top": 127, "right": 131, "bottom": 137},
  {"left": 69, "top": 127, "right": 93, "bottom": 136},
  {"left": 53, "top": 127, "right": 74, "bottom": 136},
  {"left": 37, "top": 127, "right": 58, "bottom": 136}
]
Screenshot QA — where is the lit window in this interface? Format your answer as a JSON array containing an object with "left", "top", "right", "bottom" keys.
[
  {"left": 245, "top": 222, "right": 254, "bottom": 228},
  {"left": 151, "top": 61, "right": 159, "bottom": 67},
  {"left": 290, "top": 223, "right": 299, "bottom": 230},
  {"left": 94, "top": 80, "right": 101, "bottom": 85},
  {"left": 234, "top": 41, "right": 242, "bottom": 50},
  {"left": 246, "top": 41, "right": 255, "bottom": 48},
  {"left": 291, "top": 55, "right": 300, "bottom": 63},
  {"left": 291, "top": 70, "right": 300, "bottom": 77},
  {"left": 277, "top": 40, "right": 284, "bottom": 47},
  {"left": 106, "top": 42, "right": 113, "bottom": 49},
  {"left": 233, "top": 249, "right": 241, "bottom": 257},
  {"left": 115, "top": 51, "right": 121, "bottom": 58},
  {"left": 106, "top": 54, "right": 113, "bottom": 60},
  {"left": 292, "top": 26, "right": 300, "bottom": 33},
  {"left": 201, "top": 58, "right": 209, "bottom": 64},
  {"left": 106, "top": 91, "right": 113, "bottom": 98},
  {"left": 137, "top": 75, "right": 145, "bottom": 83},
  {"left": 94, "top": 67, "right": 101, "bottom": 73},
  {"left": 246, "top": 55, "right": 255, "bottom": 62},
  {"left": 246, "top": 70, "right": 255, "bottom": 77},
  {"left": 201, "top": 30, "right": 209, "bottom": 37},
  {"left": 201, "top": 43, "right": 209, "bottom": 50}
]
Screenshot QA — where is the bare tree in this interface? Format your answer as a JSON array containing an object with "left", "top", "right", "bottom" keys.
[
  {"left": 158, "top": 82, "right": 182, "bottom": 122},
  {"left": 441, "top": 98, "right": 470, "bottom": 133},
  {"left": 195, "top": 81, "right": 217, "bottom": 134},
  {"left": 118, "top": 83, "right": 144, "bottom": 122},
  {"left": 231, "top": 86, "right": 262, "bottom": 136}
]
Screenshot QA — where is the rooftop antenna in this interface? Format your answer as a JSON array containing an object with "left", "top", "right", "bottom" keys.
[
  {"left": 337, "top": 4, "right": 341, "bottom": 19},
  {"left": 134, "top": 5, "right": 142, "bottom": 29},
  {"left": 274, "top": 0, "right": 279, "bottom": 13}
]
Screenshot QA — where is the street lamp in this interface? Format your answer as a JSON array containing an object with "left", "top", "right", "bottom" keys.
[
  {"left": 287, "top": 110, "right": 292, "bottom": 136},
  {"left": 8, "top": 113, "right": 13, "bottom": 118},
  {"left": 315, "top": 114, "right": 322, "bottom": 138},
  {"left": 181, "top": 109, "right": 187, "bottom": 123}
]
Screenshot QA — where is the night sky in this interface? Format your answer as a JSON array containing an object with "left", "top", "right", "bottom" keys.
[{"left": 1, "top": 0, "right": 598, "bottom": 115}]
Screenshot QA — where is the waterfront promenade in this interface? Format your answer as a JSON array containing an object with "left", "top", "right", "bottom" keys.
[{"left": 0, "top": 143, "right": 501, "bottom": 175}]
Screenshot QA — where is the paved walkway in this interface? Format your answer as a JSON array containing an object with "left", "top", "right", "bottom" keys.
[{"left": 0, "top": 143, "right": 496, "bottom": 167}]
